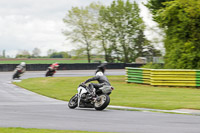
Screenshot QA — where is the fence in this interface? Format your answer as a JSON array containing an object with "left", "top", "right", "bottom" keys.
[
  {"left": 0, "top": 63, "right": 144, "bottom": 71},
  {"left": 126, "top": 67, "right": 200, "bottom": 87}
]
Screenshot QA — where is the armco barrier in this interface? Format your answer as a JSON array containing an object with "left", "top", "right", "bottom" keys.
[
  {"left": 126, "top": 67, "right": 200, "bottom": 87},
  {"left": 0, "top": 63, "right": 144, "bottom": 72}
]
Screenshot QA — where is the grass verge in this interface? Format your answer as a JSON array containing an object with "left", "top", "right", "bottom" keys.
[
  {"left": 14, "top": 76, "right": 200, "bottom": 110},
  {"left": 0, "top": 59, "right": 103, "bottom": 64},
  {"left": 0, "top": 127, "right": 113, "bottom": 133}
]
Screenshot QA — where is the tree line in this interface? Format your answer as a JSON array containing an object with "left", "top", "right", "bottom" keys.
[
  {"left": 15, "top": 48, "right": 71, "bottom": 59},
  {"left": 63, "top": 0, "right": 161, "bottom": 63}
]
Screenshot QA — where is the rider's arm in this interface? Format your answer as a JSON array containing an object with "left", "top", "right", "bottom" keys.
[{"left": 84, "top": 76, "right": 99, "bottom": 84}]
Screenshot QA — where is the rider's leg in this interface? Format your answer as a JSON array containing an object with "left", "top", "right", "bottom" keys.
[{"left": 90, "top": 83, "right": 105, "bottom": 95}]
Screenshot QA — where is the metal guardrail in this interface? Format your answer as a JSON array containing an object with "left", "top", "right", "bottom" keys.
[{"left": 126, "top": 67, "right": 200, "bottom": 87}]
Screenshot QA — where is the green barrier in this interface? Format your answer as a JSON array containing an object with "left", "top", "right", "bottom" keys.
[
  {"left": 126, "top": 67, "right": 151, "bottom": 84},
  {"left": 126, "top": 67, "right": 200, "bottom": 87}
]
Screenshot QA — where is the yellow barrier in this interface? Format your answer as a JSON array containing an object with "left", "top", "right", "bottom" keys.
[{"left": 126, "top": 67, "right": 200, "bottom": 87}]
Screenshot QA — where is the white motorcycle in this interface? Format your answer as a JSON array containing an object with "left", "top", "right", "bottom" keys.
[{"left": 68, "top": 83, "right": 114, "bottom": 110}]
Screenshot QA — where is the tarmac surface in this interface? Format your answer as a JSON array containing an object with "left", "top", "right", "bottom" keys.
[{"left": 0, "top": 70, "right": 200, "bottom": 133}]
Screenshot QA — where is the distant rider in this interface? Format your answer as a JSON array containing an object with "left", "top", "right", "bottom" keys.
[
  {"left": 46, "top": 62, "right": 59, "bottom": 76},
  {"left": 16, "top": 62, "right": 26, "bottom": 73},
  {"left": 13, "top": 62, "right": 26, "bottom": 79},
  {"left": 49, "top": 62, "right": 59, "bottom": 70}
]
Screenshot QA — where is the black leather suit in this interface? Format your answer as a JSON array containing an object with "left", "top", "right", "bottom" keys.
[{"left": 84, "top": 75, "right": 111, "bottom": 93}]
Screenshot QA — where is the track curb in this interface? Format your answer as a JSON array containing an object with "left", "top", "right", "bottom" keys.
[{"left": 108, "top": 105, "right": 200, "bottom": 115}]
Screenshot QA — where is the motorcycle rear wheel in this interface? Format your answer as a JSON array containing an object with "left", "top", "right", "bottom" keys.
[
  {"left": 68, "top": 94, "right": 78, "bottom": 109},
  {"left": 94, "top": 94, "right": 110, "bottom": 111}
]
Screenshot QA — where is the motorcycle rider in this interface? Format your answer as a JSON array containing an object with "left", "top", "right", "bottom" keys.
[
  {"left": 13, "top": 62, "right": 26, "bottom": 79},
  {"left": 48, "top": 62, "right": 59, "bottom": 71},
  {"left": 46, "top": 62, "right": 59, "bottom": 77},
  {"left": 82, "top": 65, "right": 111, "bottom": 96}
]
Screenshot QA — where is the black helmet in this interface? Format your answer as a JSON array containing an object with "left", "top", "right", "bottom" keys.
[{"left": 95, "top": 64, "right": 106, "bottom": 74}]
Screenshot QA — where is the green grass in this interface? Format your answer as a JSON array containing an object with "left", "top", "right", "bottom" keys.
[
  {"left": 14, "top": 76, "right": 200, "bottom": 110},
  {"left": 0, "top": 127, "right": 113, "bottom": 133},
  {"left": 0, "top": 59, "right": 103, "bottom": 64}
]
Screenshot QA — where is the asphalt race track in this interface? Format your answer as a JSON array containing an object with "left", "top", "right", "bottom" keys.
[{"left": 0, "top": 70, "right": 200, "bottom": 133}]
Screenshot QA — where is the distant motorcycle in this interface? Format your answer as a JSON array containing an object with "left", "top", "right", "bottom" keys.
[
  {"left": 45, "top": 68, "right": 56, "bottom": 77},
  {"left": 13, "top": 62, "right": 26, "bottom": 80},
  {"left": 45, "top": 63, "right": 59, "bottom": 77},
  {"left": 13, "top": 69, "right": 24, "bottom": 79},
  {"left": 68, "top": 83, "right": 114, "bottom": 110}
]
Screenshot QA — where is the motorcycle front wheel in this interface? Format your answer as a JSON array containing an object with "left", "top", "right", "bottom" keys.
[
  {"left": 68, "top": 94, "right": 78, "bottom": 109},
  {"left": 45, "top": 71, "right": 53, "bottom": 77},
  {"left": 13, "top": 71, "right": 20, "bottom": 79},
  {"left": 94, "top": 94, "right": 110, "bottom": 111}
]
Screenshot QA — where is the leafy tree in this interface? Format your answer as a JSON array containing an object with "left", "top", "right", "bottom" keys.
[
  {"left": 99, "top": 0, "right": 159, "bottom": 63},
  {"left": 97, "top": 5, "right": 118, "bottom": 63},
  {"left": 145, "top": 0, "right": 173, "bottom": 18},
  {"left": 32, "top": 48, "right": 41, "bottom": 57},
  {"left": 2, "top": 50, "right": 6, "bottom": 58},
  {"left": 16, "top": 50, "right": 31, "bottom": 58},
  {"left": 47, "top": 49, "right": 56, "bottom": 57},
  {"left": 134, "top": 30, "right": 161, "bottom": 59},
  {"left": 63, "top": 4, "right": 99, "bottom": 63},
  {"left": 49, "top": 52, "right": 70, "bottom": 58},
  {"left": 69, "top": 48, "right": 87, "bottom": 59},
  {"left": 147, "top": 0, "right": 200, "bottom": 69}
]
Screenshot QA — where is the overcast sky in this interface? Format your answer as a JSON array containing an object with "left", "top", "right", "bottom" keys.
[{"left": 0, "top": 0, "right": 160, "bottom": 57}]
